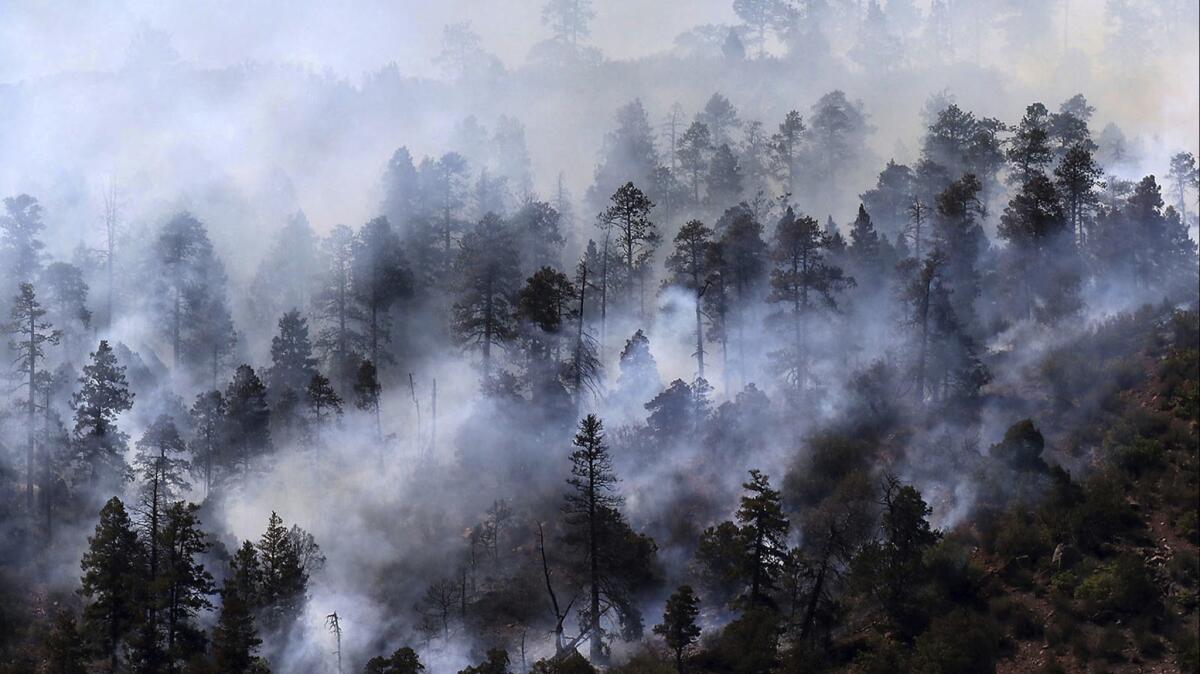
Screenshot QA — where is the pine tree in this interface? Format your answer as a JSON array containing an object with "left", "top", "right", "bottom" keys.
[
  {"left": 353, "top": 359, "right": 383, "bottom": 440},
  {"left": 851, "top": 476, "right": 940, "bottom": 640},
  {"left": 1007, "top": 103, "right": 1053, "bottom": 185},
  {"left": 133, "top": 415, "right": 190, "bottom": 599},
  {"left": 998, "top": 172, "right": 1080, "bottom": 322},
  {"left": 188, "top": 390, "right": 227, "bottom": 496},
  {"left": 932, "top": 174, "right": 987, "bottom": 332},
  {"left": 38, "top": 261, "right": 91, "bottom": 356},
  {"left": 516, "top": 266, "right": 576, "bottom": 402},
  {"left": 654, "top": 585, "right": 702, "bottom": 674},
  {"left": 564, "top": 414, "right": 622, "bottom": 662},
  {"left": 256, "top": 512, "right": 309, "bottom": 634},
  {"left": 847, "top": 204, "right": 885, "bottom": 286},
  {"left": 6, "top": 281, "right": 59, "bottom": 511},
  {"left": 715, "top": 205, "right": 769, "bottom": 388},
  {"left": 249, "top": 211, "right": 319, "bottom": 326},
  {"left": 315, "top": 224, "right": 365, "bottom": 388},
  {"left": 157, "top": 501, "right": 215, "bottom": 665},
  {"left": 1167, "top": 151, "right": 1199, "bottom": 224},
  {"left": 210, "top": 541, "right": 264, "bottom": 673},
  {"left": 151, "top": 211, "right": 229, "bottom": 377},
  {"left": 365, "top": 646, "right": 425, "bottom": 674},
  {"left": 1054, "top": 142, "right": 1103, "bottom": 246},
  {"left": 706, "top": 143, "right": 743, "bottom": 209},
  {"left": 599, "top": 182, "right": 659, "bottom": 319},
  {"left": 452, "top": 213, "right": 522, "bottom": 384},
  {"left": 224, "top": 365, "right": 271, "bottom": 476},
  {"left": 769, "top": 111, "right": 805, "bottom": 197},
  {"left": 266, "top": 309, "right": 319, "bottom": 402},
  {"left": 353, "top": 216, "right": 411, "bottom": 368},
  {"left": 861, "top": 160, "right": 916, "bottom": 239},
  {"left": 737, "top": 470, "right": 789, "bottom": 607},
  {"left": 306, "top": 372, "right": 344, "bottom": 426},
  {"left": 510, "top": 200, "right": 565, "bottom": 273},
  {"left": 678, "top": 122, "right": 713, "bottom": 207},
  {"left": 767, "top": 208, "right": 852, "bottom": 393},
  {"left": 42, "top": 610, "right": 87, "bottom": 674},
  {"left": 665, "top": 220, "right": 715, "bottom": 379},
  {"left": 0, "top": 194, "right": 46, "bottom": 287},
  {"left": 79, "top": 497, "right": 144, "bottom": 672},
  {"left": 72, "top": 340, "right": 135, "bottom": 487}
]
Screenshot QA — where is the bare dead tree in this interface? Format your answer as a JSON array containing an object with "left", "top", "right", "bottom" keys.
[{"left": 325, "top": 612, "right": 343, "bottom": 674}]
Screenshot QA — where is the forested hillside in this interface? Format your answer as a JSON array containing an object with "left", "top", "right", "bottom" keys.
[{"left": 0, "top": 1, "right": 1198, "bottom": 672}]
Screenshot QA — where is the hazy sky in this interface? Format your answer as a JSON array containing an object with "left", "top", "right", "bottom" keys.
[{"left": 0, "top": 0, "right": 736, "bottom": 83}]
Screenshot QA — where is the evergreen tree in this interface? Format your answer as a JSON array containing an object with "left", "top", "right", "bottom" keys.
[
  {"left": 382, "top": 148, "right": 421, "bottom": 233},
  {"left": 249, "top": 211, "right": 319, "bottom": 326},
  {"left": 769, "top": 111, "right": 805, "bottom": 197},
  {"left": 1167, "top": 151, "right": 1199, "bottom": 224},
  {"left": 706, "top": 144, "right": 743, "bottom": 208},
  {"left": 509, "top": 200, "right": 565, "bottom": 273},
  {"left": 714, "top": 205, "right": 769, "bottom": 388},
  {"left": 589, "top": 100, "right": 660, "bottom": 212},
  {"left": 1054, "top": 142, "right": 1104, "bottom": 247},
  {"left": 678, "top": 122, "right": 713, "bottom": 207},
  {"left": 353, "top": 216, "right": 411, "bottom": 368},
  {"left": 132, "top": 415, "right": 190, "bottom": 599},
  {"left": 151, "top": 211, "right": 230, "bottom": 377},
  {"left": 38, "top": 261, "right": 91, "bottom": 357},
  {"left": 188, "top": 390, "right": 227, "bottom": 496},
  {"left": 665, "top": 219, "right": 715, "bottom": 379},
  {"left": 353, "top": 359, "right": 383, "bottom": 439},
  {"left": 599, "top": 182, "right": 659, "bottom": 318},
  {"left": 516, "top": 266, "right": 576, "bottom": 402},
  {"left": 0, "top": 194, "right": 46, "bottom": 287},
  {"left": 157, "top": 501, "right": 215, "bottom": 665},
  {"left": 697, "top": 93, "right": 740, "bottom": 150},
  {"left": 997, "top": 172, "right": 1080, "bottom": 322},
  {"left": 266, "top": 309, "right": 319, "bottom": 403},
  {"left": 615, "top": 329, "right": 660, "bottom": 406},
  {"left": 653, "top": 585, "right": 702, "bottom": 673},
  {"left": 72, "top": 340, "right": 135, "bottom": 487},
  {"left": 931, "top": 174, "right": 987, "bottom": 332},
  {"left": 42, "top": 610, "right": 87, "bottom": 674},
  {"left": 256, "top": 511, "right": 309, "bottom": 634},
  {"left": 732, "top": 0, "right": 788, "bottom": 58},
  {"left": 860, "top": 160, "right": 916, "bottom": 239},
  {"left": 563, "top": 415, "right": 625, "bottom": 662},
  {"left": 79, "top": 497, "right": 144, "bottom": 672},
  {"left": 767, "top": 208, "right": 852, "bottom": 393},
  {"left": 736, "top": 470, "right": 789, "bottom": 607},
  {"left": 315, "top": 224, "right": 365, "bottom": 388},
  {"left": 541, "top": 0, "right": 596, "bottom": 52},
  {"left": 1007, "top": 103, "right": 1053, "bottom": 185},
  {"left": 224, "top": 365, "right": 271, "bottom": 476},
  {"left": 210, "top": 541, "right": 265, "bottom": 673},
  {"left": 365, "top": 646, "right": 425, "bottom": 674},
  {"left": 453, "top": 213, "right": 522, "bottom": 384},
  {"left": 851, "top": 476, "right": 941, "bottom": 640},
  {"left": 306, "top": 372, "right": 344, "bottom": 426},
  {"left": 7, "top": 282, "right": 59, "bottom": 510}
]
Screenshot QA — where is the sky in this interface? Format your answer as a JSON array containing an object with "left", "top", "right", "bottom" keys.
[{"left": 0, "top": 0, "right": 736, "bottom": 83}]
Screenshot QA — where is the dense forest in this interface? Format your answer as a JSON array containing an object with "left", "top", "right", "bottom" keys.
[{"left": 0, "top": 1, "right": 1198, "bottom": 672}]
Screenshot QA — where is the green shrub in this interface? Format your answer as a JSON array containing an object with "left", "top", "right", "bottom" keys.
[
  {"left": 1074, "top": 554, "right": 1157, "bottom": 617},
  {"left": 909, "top": 609, "right": 1001, "bottom": 674},
  {"left": 1175, "top": 625, "right": 1200, "bottom": 672},
  {"left": 1095, "top": 625, "right": 1126, "bottom": 662},
  {"left": 1112, "top": 437, "right": 1164, "bottom": 477},
  {"left": 1178, "top": 509, "right": 1199, "bottom": 545}
]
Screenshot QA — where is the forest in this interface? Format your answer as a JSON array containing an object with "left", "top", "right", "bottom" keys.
[{"left": 0, "top": 0, "right": 1198, "bottom": 672}]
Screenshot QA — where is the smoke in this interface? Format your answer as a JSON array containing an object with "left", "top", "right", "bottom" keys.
[{"left": 0, "top": 1, "right": 1197, "bottom": 672}]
